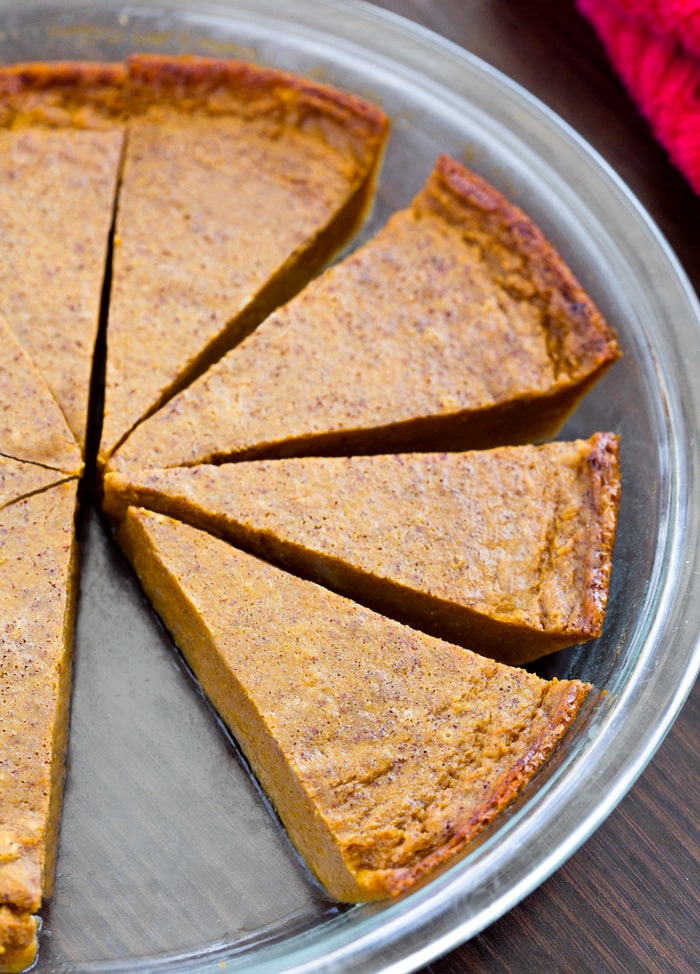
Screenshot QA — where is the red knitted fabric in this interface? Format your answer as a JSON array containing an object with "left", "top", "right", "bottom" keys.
[{"left": 578, "top": 0, "right": 700, "bottom": 194}]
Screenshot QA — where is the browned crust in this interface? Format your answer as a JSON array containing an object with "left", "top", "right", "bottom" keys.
[
  {"left": 0, "top": 61, "right": 126, "bottom": 129},
  {"left": 581, "top": 431, "right": 622, "bottom": 631},
  {"left": 416, "top": 154, "right": 621, "bottom": 382},
  {"left": 0, "top": 852, "right": 40, "bottom": 915},
  {"left": 372, "top": 677, "right": 592, "bottom": 898},
  {"left": 0, "top": 849, "right": 40, "bottom": 970},
  {"left": 0, "top": 906, "right": 38, "bottom": 974},
  {"left": 0, "top": 55, "right": 388, "bottom": 170},
  {"left": 126, "top": 54, "right": 389, "bottom": 169}
]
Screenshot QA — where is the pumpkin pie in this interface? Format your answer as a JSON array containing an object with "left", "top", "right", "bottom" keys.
[
  {"left": 0, "top": 480, "right": 80, "bottom": 973},
  {"left": 103, "top": 433, "right": 620, "bottom": 665},
  {"left": 0, "top": 61, "right": 126, "bottom": 450},
  {"left": 117, "top": 506, "right": 592, "bottom": 902},
  {"left": 98, "top": 54, "right": 389, "bottom": 466},
  {"left": 108, "top": 154, "right": 621, "bottom": 474},
  {"left": 0, "top": 52, "right": 623, "bottom": 970}
]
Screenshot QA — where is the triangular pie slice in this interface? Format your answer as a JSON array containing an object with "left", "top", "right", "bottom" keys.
[
  {"left": 98, "top": 54, "right": 389, "bottom": 466},
  {"left": 108, "top": 155, "right": 621, "bottom": 474},
  {"left": 0, "top": 62, "right": 126, "bottom": 451},
  {"left": 0, "top": 480, "right": 80, "bottom": 973},
  {"left": 0, "top": 314, "right": 82, "bottom": 476},
  {"left": 103, "top": 434, "right": 620, "bottom": 665},
  {"left": 117, "top": 507, "right": 591, "bottom": 902}
]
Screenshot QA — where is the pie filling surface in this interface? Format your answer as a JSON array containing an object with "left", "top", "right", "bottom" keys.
[{"left": 0, "top": 55, "right": 622, "bottom": 972}]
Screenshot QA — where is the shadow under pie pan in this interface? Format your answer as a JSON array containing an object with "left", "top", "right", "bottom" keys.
[{"left": 1, "top": 1, "right": 699, "bottom": 972}]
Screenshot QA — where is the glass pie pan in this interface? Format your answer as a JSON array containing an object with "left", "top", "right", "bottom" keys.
[{"left": 1, "top": 0, "right": 699, "bottom": 971}]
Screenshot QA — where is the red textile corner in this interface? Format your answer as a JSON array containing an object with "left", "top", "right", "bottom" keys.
[{"left": 578, "top": 0, "right": 700, "bottom": 194}]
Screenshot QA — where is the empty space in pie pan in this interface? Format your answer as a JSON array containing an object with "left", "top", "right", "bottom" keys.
[{"left": 2, "top": 1, "right": 699, "bottom": 972}]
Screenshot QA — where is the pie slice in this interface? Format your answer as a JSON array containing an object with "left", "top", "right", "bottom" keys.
[
  {"left": 108, "top": 155, "right": 621, "bottom": 474},
  {"left": 98, "top": 54, "right": 389, "bottom": 466},
  {"left": 0, "top": 480, "right": 80, "bottom": 974},
  {"left": 103, "top": 434, "right": 620, "bottom": 665},
  {"left": 117, "top": 506, "right": 591, "bottom": 902},
  {"left": 0, "top": 314, "right": 82, "bottom": 476},
  {"left": 0, "top": 61, "right": 126, "bottom": 451}
]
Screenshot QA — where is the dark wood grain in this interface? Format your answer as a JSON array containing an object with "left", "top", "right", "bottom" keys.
[{"left": 367, "top": 2, "right": 700, "bottom": 971}]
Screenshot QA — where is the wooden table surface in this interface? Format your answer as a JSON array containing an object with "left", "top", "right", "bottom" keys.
[{"left": 367, "top": 2, "right": 699, "bottom": 972}]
